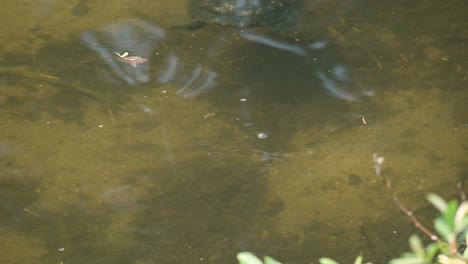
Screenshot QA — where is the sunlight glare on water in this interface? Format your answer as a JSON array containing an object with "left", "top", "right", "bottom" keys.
[{"left": 0, "top": 0, "right": 467, "bottom": 263}]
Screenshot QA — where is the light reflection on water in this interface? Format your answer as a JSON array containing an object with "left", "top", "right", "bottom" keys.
[{"left": 0, "top": 0, "right": 467, "bottom": 263}]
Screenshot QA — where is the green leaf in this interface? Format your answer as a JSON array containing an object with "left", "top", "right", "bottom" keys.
[
  {"left": 237, "top": 252, "right": 264, "bottom": 264},
  {"left": 389, "top": 255, "right": 426, "bottom": 264},
  {"left": 409, "top": 235, "right": 425, "bottom": 258},
  {"left": 319, "top": 258, "right": 340, "bottom": 264},
  {"left": 354, "top": 255, "right": 363, "bottom": 264},
  {"left": 264, "top": 256, "right": 282, "bottom": 264},
  {"left": 442, "top": 201, "right": 459, "bottom": 230},
  {"left": 455, "top": 217, "right": 468, "bottom": 234},
  {"left": 427, "top": 193, "right": 448, "bottom": 213},
  {"left": 463, "top": 232, "right": 468, "bottom": 258},
  {"left": 425, "top": 243, "right": 441, "bottom": 261},
  {"left": 454, "top": 202, "right": 468, "bottom": 230},
  {"left": 434, "top": 218, "right": 454, "bottom": 241},
  {"left": 438, "top": 254, "right": 467, "bottom": 264}
]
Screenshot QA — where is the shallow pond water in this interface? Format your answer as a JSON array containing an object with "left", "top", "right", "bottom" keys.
[{"left": 0, "top": 0, "right": 467, "bottom": 263}]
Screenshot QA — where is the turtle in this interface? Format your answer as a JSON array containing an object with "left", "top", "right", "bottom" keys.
[{"left": 186, "top": 0, "right": 302, "bottom": 33}]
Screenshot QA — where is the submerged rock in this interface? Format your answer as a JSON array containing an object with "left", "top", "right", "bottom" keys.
[{"left": 188, "top": 0, "right": 301, "bottom": 33}]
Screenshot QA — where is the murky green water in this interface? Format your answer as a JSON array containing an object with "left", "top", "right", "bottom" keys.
[{"left": 0, "top": 0, "right": 467, "bottom": 263}]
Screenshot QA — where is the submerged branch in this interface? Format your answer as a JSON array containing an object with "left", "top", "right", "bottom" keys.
[
  {"left": 0, "top": 66, "right": 104, "bottom": 100},
  {"left": 372, "top": 153, "right": 439, "bottom": 241}
]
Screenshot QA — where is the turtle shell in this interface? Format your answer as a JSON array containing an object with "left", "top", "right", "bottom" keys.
[{"left": 188, "top": 0, "right": 299, "bottom": 29}]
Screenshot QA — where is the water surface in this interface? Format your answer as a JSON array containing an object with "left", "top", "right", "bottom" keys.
[{"left": 0, "top": 0, "right": 467, "bottom": 263}]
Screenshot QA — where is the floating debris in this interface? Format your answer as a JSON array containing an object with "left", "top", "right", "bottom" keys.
[{"left": 256, "top": 132, "right": 268, "bottom": 139}]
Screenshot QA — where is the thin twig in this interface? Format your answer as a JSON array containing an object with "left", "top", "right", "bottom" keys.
[
  {"left": 355, "top": 41, "right": 383, "bottom": 70},
  {"left": 372, "top": 153, "right": 439, "bottom": 241}
]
